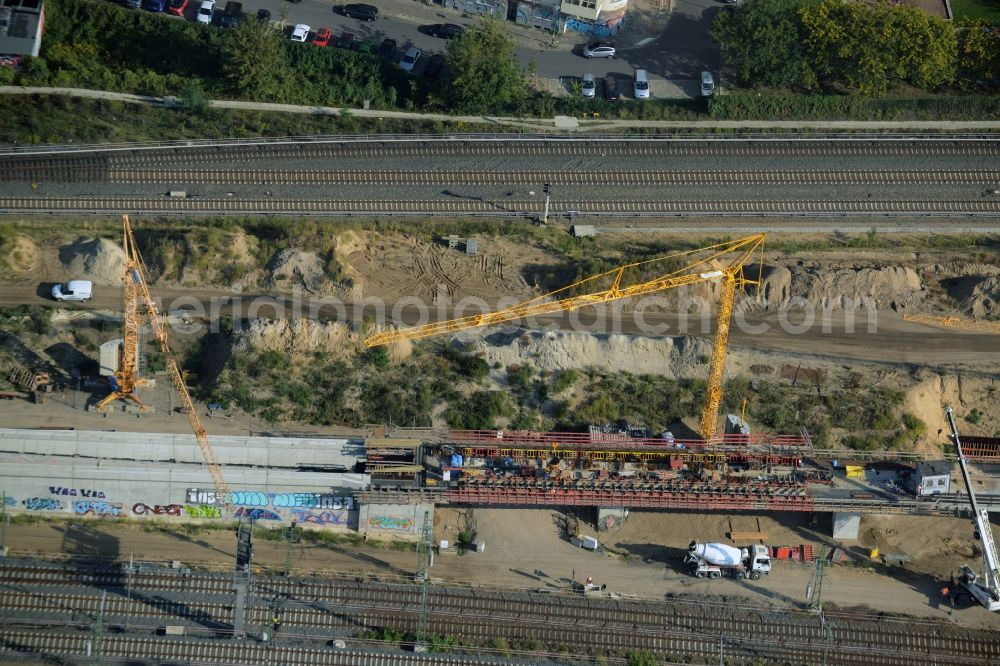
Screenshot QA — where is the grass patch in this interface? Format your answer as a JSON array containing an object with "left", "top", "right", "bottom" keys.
[{"left": 951, "top": 0, "right": 1000, "bottom": 22}]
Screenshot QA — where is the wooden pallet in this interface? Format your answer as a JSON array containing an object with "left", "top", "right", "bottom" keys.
[{"left": 728, "top": 531, "right": 768, "bottom": 541}]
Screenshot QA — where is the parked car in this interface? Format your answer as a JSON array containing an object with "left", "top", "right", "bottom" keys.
[
  {"left": 286, "top": 0, "right": 302, "bottom": 3},
  {"left": 219, "top": 0, "right": 242, "bottom": 27},
  {"left": 603, "top": 75, "right": 620, "bottom": 101},
  {"left": 428, "top": 23, "right": 464, "bottom": 39},
  {"left": 312, "top": 27, "right": 332, "bottom": 47},
  {"left": 581, "top": 73, "right": 596, "bottom": 98},
  {"left": 376, "top": 38, "right": 397, "bottom": 59},
  {"left": 256, "top": 7, "right": 270, "bottom": 21},
  {"left": 290, "top": 23, "right": 310, "bottom": 42},
  {"left": 123, "top": 0, "right": 142, "bottom": 9},
  {"left": 583, "top": 42, "right": 615, "bottom": 58},
  {"left": 356, "top": 38, "right": 375, "bottom": 54},
  {"left": 343, "top": 3, "right": 378, "bottom": 21},
  {"left": 336, "top": 32, "right": 356, "bottom": 49},
  {"left": 52, "top": 280, "right": 93, "bottom": 302},
  {"left": 195, "top": 0, "right": 214, "bottom": 23},
  {"left": 633, "top": 69, "right": 650, "bottom": 99},
  {"left": 700, "top": 71, "right": 715, "bottom": 97},
  {"left": 423, "top": 53, "right": 445, "bottom": 79},
  {"left": 166, "top": 0, "right": 187, "bottom": 16},
  {"left": 400, "top": 46, "right": 420, "bottom": 72},
  {"left": 143, "top": 0, "right": 167, "bottom": 12}
]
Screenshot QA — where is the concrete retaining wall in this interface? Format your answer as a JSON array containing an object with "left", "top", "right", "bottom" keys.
[
  {"left": 0, "top": 428, "right": 370, "bottom": 531},
  {"left": 358, "top": 503, "right": 433, "bottom": 538},
  {"left": 0, "top": 428, "right": 366, "bottom": 470}
]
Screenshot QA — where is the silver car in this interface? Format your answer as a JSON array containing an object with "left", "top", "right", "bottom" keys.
[
  {"left": 583, "top": 42, "right": 615, "bottom": 59},
  {"left": 400, "top": 46, "right": 421, "bottom": 73},
  {"left": 581, "top": 73, "right": 596, "bottom": 98}
]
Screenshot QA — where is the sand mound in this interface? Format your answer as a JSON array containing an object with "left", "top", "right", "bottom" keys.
[
  {"left": 236, "top": 319, "right": 360, "bottom": 360},
  {"left": 58, "top": 238, "right": 125, "bottom": 285},
  {"left": 4, "top": 235, "right": 40, "bottom": 274},
  {"left": 946, "top": 275, "right": 1000, "bottom": 318},
  {"left": 267, "top": 249, "right": 331, "bottom": 294},
  {"left": 473, "top": 330, "right": 712, "bottom": 377},
  {"left": 758, "top": 263, "right": 924, "bottom": 311}
]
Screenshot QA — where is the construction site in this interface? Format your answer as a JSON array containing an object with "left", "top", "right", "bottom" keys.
[{"left": 1, "top": 202, "right": 1000, "bottom": 664}]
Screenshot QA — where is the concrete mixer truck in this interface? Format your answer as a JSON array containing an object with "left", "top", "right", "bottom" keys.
[{"left": 685, "top": 541, "right": 771, "bottom": 580}]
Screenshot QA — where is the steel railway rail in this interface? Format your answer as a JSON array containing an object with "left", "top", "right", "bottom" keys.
[
  {"left": 2, "top": 196, "right": 999, "bottom": 217},
  {"left": 2, "top": 562, "right": 996, "bottom": 666},
  {"left": 6, "top": 165, "right": 1000, "bottom": 186}
]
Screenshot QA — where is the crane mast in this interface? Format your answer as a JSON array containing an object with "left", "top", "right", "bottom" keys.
[
  {"left": 366, "top": 234, "right": 765, "bottom": 439},
  {"left": 104, "top": 216, "right": 232, "bottom": 510},
  {"left": 945, "top": 406, "right": 1000, "bottom": 611}
]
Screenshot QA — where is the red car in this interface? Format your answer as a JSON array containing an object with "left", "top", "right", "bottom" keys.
[
  {"left": 166, "top": 0, "right": 187, "bottom": 15},
  {"left": 312, "top": 27, "right": 332, "bottom": 47}
]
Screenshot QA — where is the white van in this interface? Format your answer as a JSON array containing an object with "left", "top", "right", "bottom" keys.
[
  {"left": 633, "top": 69, "right": 649, "bottom": 99},
  {"left": 52, "top": 280, "right": 93, "bottom": 302},
  {"left": 701, "top": 71, "right": 715, "bottom": 97}
]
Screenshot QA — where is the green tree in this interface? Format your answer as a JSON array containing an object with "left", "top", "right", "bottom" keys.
[
  {"left": 800, "top": 0, "right": 955, "bottom": 94},
  {"left": 444, "top": 19, "right": 528, "bottom": 113},
  {"left": 709, "top": 0, "right": 817, "bottom": 88},
  {"left": 177, "top": 80, "right": 211, "bottom": 116},
  {"left": 220, "top": 19, "right": 291, "bottom": 100},
  {"left": 959, "top": 18, "right": 1000, "bottom": 82}
]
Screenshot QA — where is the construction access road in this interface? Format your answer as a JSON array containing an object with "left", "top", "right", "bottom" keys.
[{"left": 2, "top": 284, "right": 996, "bottom": 367}]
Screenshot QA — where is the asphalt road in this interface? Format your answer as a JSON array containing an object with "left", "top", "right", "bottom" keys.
[
  {"left": 169, "top": 0, "right": 719, "bottom": 85},
  {"left": 7, "top": 284, "right": 998, "bottom": 367}
]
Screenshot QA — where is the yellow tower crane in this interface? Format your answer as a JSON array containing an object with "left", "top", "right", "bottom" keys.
[
  {"left": 98, "top": 216, "right": 231, "bottom": 510},
  {"left": 365, "top": 234, "right": 767, "bottom": 439}
]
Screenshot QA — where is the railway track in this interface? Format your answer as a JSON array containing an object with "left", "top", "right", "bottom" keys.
[
  {"left": 6, "top": 165, "right": 1000, "bottom": 186},
  {"left": 2, "top": 561, "right": 997, "bottom": 666},
  {"left": 2, "top": 196, "right": 999, "bottom": 217}
]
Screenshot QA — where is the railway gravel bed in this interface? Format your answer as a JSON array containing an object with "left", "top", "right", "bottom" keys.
[
  {"left": 2, "top": 196, "right": 998, "bottom": 217},
  {"left": 1, "top": 559, "right": 996, "bottom": 666}
]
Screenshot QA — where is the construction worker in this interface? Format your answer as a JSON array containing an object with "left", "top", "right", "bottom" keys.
[
  {"left": 272, "top": 613, "right": 281, "bottom": 633},
  {"left": 940, "top": 585, "right": 951, "bottom": 610}
]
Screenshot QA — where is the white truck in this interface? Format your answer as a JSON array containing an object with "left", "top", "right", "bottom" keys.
[{"left": 686, "top": 541, "right": 771, "bottom": 580}]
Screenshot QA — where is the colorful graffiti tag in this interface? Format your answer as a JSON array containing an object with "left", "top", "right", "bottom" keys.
[
  {"left": 186, "top": 488, "right": 353, "bottom": 510},
  {"left": 367, "top": 516, "right": 412, "bottom": 531},
  {"left": 23, "top": 497, "right": 63, "bottom": 511},
  {"left": 291, "top": 509, "right": 348, "bottom": 526},
  {"left": 72, "top": 500, "right": 122, "bottom": 517},
  {"left": 3, "top": 495, "right": 15, "bottom": 507},
  {"left": 183, "top": 504, "right": 222, "bottom": 519},
  {"left": 49, "top": 487, "right": 107, "bottom": 498},
  {"left": 565, "top": 15, "right": 623, "bottom": 37},
  {"left": 132, "top": 503, "right": 183, "bottom": 516},
  {"left": 234, "top": 507, "right": 280, "bottom": 521}
]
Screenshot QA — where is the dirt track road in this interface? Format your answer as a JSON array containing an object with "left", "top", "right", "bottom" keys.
[{"left": 4, "top": 284, "right": 996, "bottom": 367}]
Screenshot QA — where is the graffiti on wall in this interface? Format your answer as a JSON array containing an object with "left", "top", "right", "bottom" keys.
[
  {"left": 565, "top": 15, "right": 623, "bottom": 37},
  {"left": 72, "top": 500, "right": 123, "bottom": 517},
  {"left": 291, "top": 509, "right": 348, "bottom": 526},
  {"left": 183, "top": 504, "right": 222, "bottom": 519},
  {"left": 367, "top": 516, "right": 412, "bottom": 531},
  {"left": 23, "top": 497, "right": 63, "bottom": 511},
  {"left": 234, "top": 507, "right": 280, "bottom": 521},
  {"left": 186, "top": 488, "right": 353, "bottom": 510},
  {"left": 49, "top": 487, "right": 107, "bottom": 498},
  {"left": 3, "top": 495, "right": 15, "bottom": 507},
  {"left": 515, "top": 3, "right": 557, "bottom": 30},
  {"left": 132, "top": 503, "right": 183, "bottom": 517}
]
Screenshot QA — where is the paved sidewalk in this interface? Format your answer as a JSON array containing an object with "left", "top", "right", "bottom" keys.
[{"left": 4, "top": 86, "right": 1000, "bottom": 132}]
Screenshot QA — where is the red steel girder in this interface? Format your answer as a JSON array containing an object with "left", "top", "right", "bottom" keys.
[{"left": 443, "top": 487, "right": 815, "bottom": 512}]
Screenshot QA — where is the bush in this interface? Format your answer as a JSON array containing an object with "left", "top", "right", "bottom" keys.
[{"left": 445, "top": 390, "right": 513, "bottom": 429}]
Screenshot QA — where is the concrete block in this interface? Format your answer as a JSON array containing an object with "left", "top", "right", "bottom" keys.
[
  {"left": 833, "top": 512, "right": 861, "bottom": 540},
  {"left": 597, "top": 506, "right": 627, "bottom": 531}
]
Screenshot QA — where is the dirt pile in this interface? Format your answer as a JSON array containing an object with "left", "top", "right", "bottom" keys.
[
  {"left": 475, "top": 330, "right": 712, "bottom": 378},
  {"left": 267, "top": 249, "right": 332, "bottom": 295},
  {"left": 58, "top": 238, "right": 124, "bottom": 285},
  {"left": 235, "top": 319, "right": 360, "bottom": 360},
  {"left": 946, "top": 275, "right": 1000, "bottom": 318},
  {"left": 758, "top": 263, "right": 925, "bottom": 311},
  {"left": 2, "top": 235, "right": 40, "bottom": 274}
]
